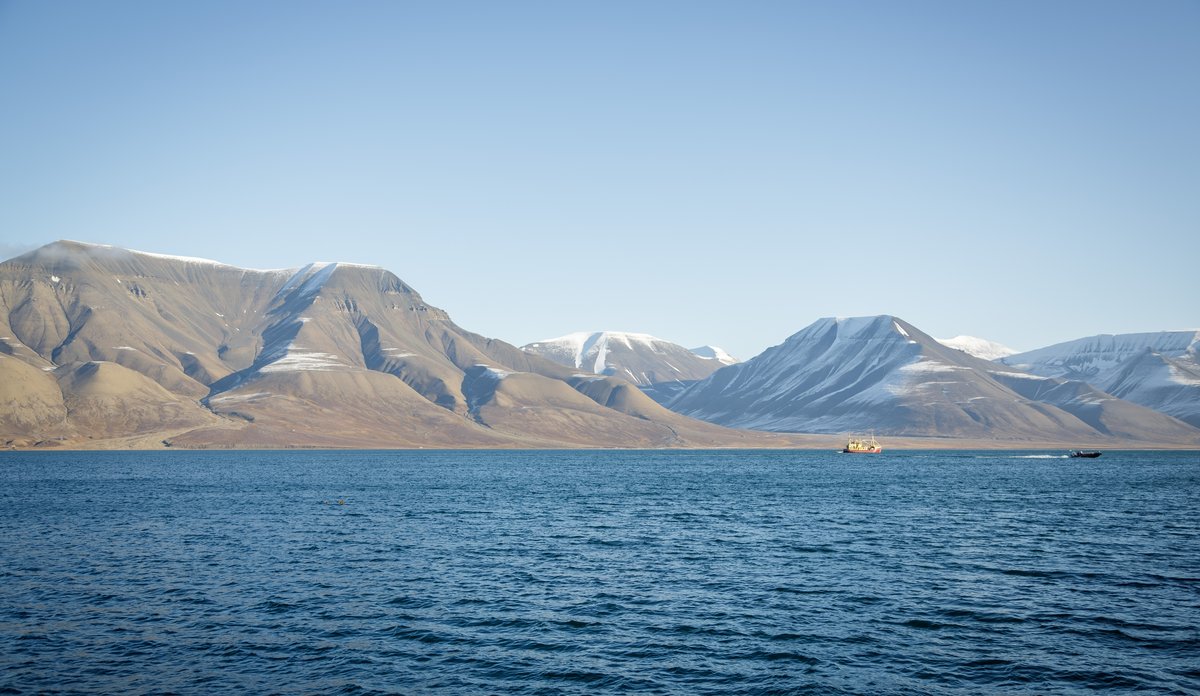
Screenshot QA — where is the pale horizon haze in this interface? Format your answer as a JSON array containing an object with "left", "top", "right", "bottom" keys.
[{"left": 1, "top": 1, "right": 1197, "bottom": 359}]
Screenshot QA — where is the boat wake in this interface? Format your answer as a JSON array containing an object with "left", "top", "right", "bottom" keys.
[{"left": 1013, "top": 454, "right": 1069, "bottom": 459}]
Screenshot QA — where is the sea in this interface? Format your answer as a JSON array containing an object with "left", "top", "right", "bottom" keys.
[{"left": 1, "top": 449, "right": 1197, "bottom": 695}]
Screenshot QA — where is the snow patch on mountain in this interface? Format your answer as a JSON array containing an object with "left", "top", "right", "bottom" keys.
[
  {"left": 1167, "top": 362, "right": 1200, "bottom": 387},
  {"left": 275, "top": 262, "right": 339, "bottom": 301},
  {"left": 209, "top": 392, "right": 271, "bottom": 404},
  {"left": 259, "top": 350, "right": 345, "bottom": 372},
  {"left": 572, "top": 373, "right": 609, "bottom": 383},
  {"left": 473, "top": 365, "right": 513, "bottom": 380},
  {"left": 989, "top": 370, "right": 1047, "bottom": 380},
  {"left": 899, "top": 360, "right": 966, "bottom": 374},
  {"left": 826, "top": 315, "right": 899, "bottom": 339},
  {"left": 590, "top": 335, "right": 609, "bottom": 373}
]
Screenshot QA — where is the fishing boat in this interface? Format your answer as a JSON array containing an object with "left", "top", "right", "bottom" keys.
[
  {"left": 1069, "top": 450, "right": 1102, "bottom": 459},
  {"left": 842, "top": 434, "right": 883, "bottom": 454}
]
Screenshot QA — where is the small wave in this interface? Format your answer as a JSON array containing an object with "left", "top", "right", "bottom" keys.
[
  {"left": 461, "top": 615, "right": 540, "bottom": 630},
  {"left": 586, "top": 538, "right": 627, "bottom": 547},
  {"left": 898, "top": 618, "right": 966, "bottom": 631},
  {"left": 768, "top": 632, "right": 813, "bottom": 641},
  {"left": 539, "top": 669, "right": 609, "bottom": 685},
  {"left": 1056, "top": 668, "right": 1146, "bottom": 689},
  {"left": 939, "top": 607, "right": 1025, "bottom": 624},
  {"left": 386, "top": 594, "right": 437, "bottom": 608},
  {"left": 750, "top": 650, "right": 822, "bottom": 665},
  {"left": 495, "top": 637, "right": 571, "bottom": 653},
  {"left": 788, "top": 544, "right": 836, "bottom": 554},
  {"left": 257, "top": 599, "right": 296, "bottom": 613},
  {"left": 1146, "top": 573, "right": 1200, "bottom": 586},
  {"left": 554, "top": 618, "right": 600, "bottom": 629},
  {"left": 388, "top": 626, "right": 455, "bottom": 644},
  {"left": 999, "top": 567, "right": 1071, "bottom": 579},
  {"left": 772, "top": 586, "right": 831, "bottom": 595},
  {"left": 654, "top": 623, "right": 744, "bottom": 638}
]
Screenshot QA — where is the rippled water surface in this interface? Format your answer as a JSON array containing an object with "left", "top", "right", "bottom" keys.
[{"left": 2, "top": 449, "right": 1198, "bottom": 694}]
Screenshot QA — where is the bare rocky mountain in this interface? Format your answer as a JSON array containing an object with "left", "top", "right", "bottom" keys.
[
  {"left": 666, "top": 315, "right": 1200, "bottom": 444},
  {"left": 0, "top": 241, "right": 793, "bottom": 449},
  {"left": 521, "top": 331, "right": 738, "bottom": 404},
  {"left": 999, "top": 331, "right": 1200, "bottom": 428}
]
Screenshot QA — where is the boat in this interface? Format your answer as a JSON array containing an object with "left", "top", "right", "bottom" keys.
[
  {"left": 1069, "top": 450, "right": 1102, "bottom": 458},
  {"left": 842, "top": 434, "right": 883, "bottom": 454}
]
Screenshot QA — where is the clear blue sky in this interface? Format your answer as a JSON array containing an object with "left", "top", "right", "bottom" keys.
[{"left": 2, "top": 1, "right": 1197, "bottom": 358}]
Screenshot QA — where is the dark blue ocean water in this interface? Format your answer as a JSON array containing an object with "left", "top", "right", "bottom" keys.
[{"left": 1, "top": 449, "right": 1198, "bottom": 695}]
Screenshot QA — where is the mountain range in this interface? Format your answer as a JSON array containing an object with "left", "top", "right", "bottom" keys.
[
  {"left": 664, "top": 316, "right": 1200, "bottom": 444},
  {"left": 999, "top": 332, "right": 1200, "bottom": 428},
  {"left": 2, "top": 242, "right": 1197, "bottom": 448}
]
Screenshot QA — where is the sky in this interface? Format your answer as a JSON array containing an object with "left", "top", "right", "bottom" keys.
[{"left": 1, "top": 1, "right": 1197, "bottom": 359}]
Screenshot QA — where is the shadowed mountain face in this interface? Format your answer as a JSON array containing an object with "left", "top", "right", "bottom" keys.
[
  {"left": 999, "top": 332, "right": 1200, "bottom": 428},
  {"left": 0, "top": 241, "right": 791, "bottom": 449},
  {"left": 521, "top": 332, "right": 737, "bottom": 404},
  {"left": 666, "top": 316, "right": 1200, "bottom": 444}
]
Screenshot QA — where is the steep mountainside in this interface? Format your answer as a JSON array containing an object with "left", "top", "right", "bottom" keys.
[
  {"left": 0, "top": 241, "right": 791, "bottom": 449},
  {"left": 521, "top": 331, "right": 736, "bottom": 404},
  {"left": 666, "top": 316, "right": 1200, "bottom": 443},
  {"left": 999, "top": 331, "right": 1200, "bottom": 427}
]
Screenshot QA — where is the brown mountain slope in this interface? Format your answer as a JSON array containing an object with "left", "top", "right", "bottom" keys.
[
  {"left": 0, "top": 355, "right": 68, "bottom": 442},
  {"left": 56, "top": 360, "right": 221, "bottom": 437},
  {"left": 0, "top": 241, "right": 800, "bottom": 449}
]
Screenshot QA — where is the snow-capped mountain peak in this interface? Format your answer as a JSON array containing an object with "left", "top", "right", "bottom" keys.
[
  {"left": 937, "top": 335, "right": 1018, "bottom": 361},
  {"left": 522, "top": 331, "right": 733, "bottom": 390},
  {"left": 524, "top": 331, "right": 668, "bottom": 372},
  {"left": 690, "top": 345, "right": 739, "bottom": 365}
]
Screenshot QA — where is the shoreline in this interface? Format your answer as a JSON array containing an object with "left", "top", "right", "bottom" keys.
[{"left": 6, "top": 437, "right": 1198, "bottom": 453}]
